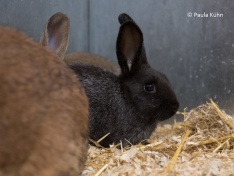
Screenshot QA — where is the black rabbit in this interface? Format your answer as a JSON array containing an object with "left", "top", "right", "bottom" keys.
[{"left": 70, "top": 13, "right": 179, "bottom": 147}]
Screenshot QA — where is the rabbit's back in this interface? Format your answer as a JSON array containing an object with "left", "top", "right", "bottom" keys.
[
  {"left": 65, "top": 52, "right": 120, "bottom": 75},
  {"left": 0, "top": 27, "right": 89, "bottom": 176}
]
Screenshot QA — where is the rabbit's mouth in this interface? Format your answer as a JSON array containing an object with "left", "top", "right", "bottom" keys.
[{"left": 158, "top": 101, "right": 179, "bottom": 121}]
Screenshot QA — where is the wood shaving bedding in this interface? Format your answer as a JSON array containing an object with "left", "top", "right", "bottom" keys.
[{"left": 82, "top": 100, "right": 234, "bottom": 176}]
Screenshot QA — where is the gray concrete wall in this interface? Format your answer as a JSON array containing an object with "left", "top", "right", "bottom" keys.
[
  {"left": 0, "top": 0, "right": 89, "bottom": 52},
  {"left": 1, "top": 0, "right": 234, "bottom": 120}
]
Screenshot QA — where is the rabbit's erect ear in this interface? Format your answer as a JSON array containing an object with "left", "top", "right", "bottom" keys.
[
  {"left": 40, "top": 12, "right": 70, "bottom": 59},
  {"left": 118, "top": 13, "right": 134, "bottom": 24},
  {"left": 116, "top": 18, "right": 148, "bottom": 76}
]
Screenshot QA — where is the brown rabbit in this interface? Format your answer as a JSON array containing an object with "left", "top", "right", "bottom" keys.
[
  {"left": 0, "top": 27, "right": 89, "bottom": 176},
  {"left": 40, "top": 12, "right": 120, "bottom": 75}
]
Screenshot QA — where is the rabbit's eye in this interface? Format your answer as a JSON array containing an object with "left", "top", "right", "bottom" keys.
[{"left": 144, "top": 83, "right": 156, "bottom": 93}]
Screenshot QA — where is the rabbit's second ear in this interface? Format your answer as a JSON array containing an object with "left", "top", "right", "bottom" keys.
[
  {"left": 40, "top": 12, "right": 70, "bottom": 59},
  {"left": 116, "top": 21, "right": 148, "bottom": 76}
]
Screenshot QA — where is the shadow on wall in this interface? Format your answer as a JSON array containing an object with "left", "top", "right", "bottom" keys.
[{"left": 0, "top": 0, "right": 233, "bottom": 121}]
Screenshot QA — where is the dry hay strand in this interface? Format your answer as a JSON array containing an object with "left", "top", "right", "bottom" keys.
[{"left": 82, "top": 100, "right": 234, "bottom": 176}]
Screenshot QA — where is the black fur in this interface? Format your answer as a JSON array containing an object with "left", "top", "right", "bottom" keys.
[
  {"left": 70, "top": 13, "right": 179, "bottom": 147},
  {"left": 118, "top": 13, "right": 134, "bottom": 25}
]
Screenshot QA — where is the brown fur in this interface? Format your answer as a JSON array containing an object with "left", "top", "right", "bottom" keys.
[
  {"left": 65, "top": 52, "right": 120, "bottom": 75},
  {"left": 0, "top": 27, "right": 89, "bottom": 176},
  {"left": 40, "top": 12, "right": 69, "bottom": 59},
  {"left": 40, "top": 12, "right": 120, "bottom": 75}
]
